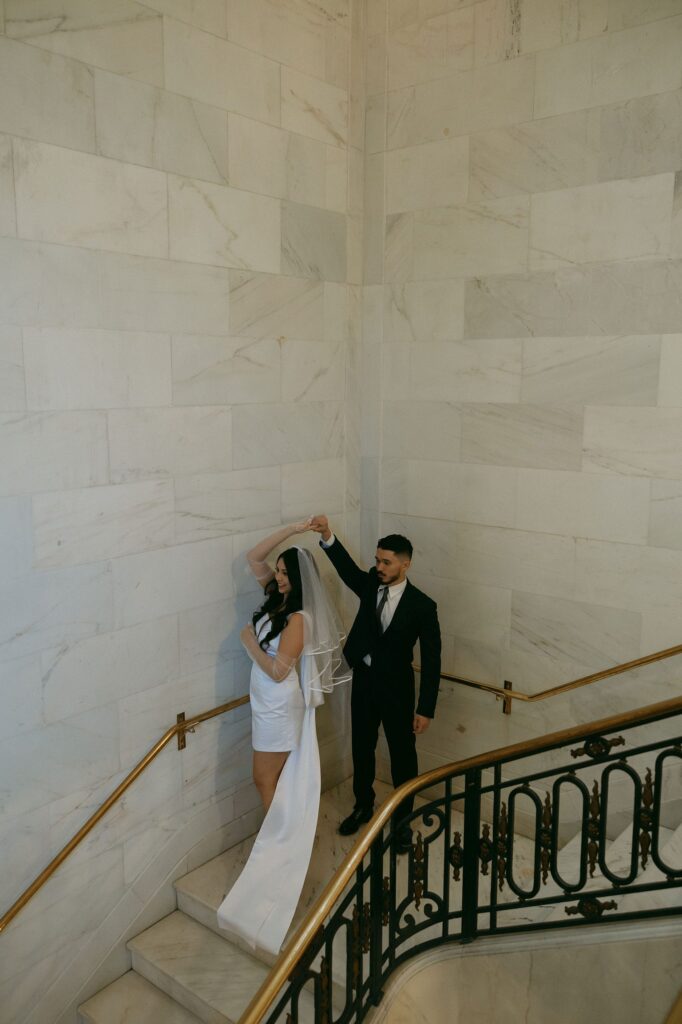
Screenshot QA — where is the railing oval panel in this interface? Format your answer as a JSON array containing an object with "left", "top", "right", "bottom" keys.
[
  {"left": 653, "top": 748, "right": 682, "bottom": 877},
  {"left": 598, "top": 762, "right": 641, "bottom": 886},
  {"left": 506, "top": 786, "right": 542, "bottom": 900},
  {"left": 551, "top": 775, "right": 589, "bottom": 892}
]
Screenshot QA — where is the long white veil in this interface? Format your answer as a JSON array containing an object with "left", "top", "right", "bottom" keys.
[{"left": 296, "top": 545, "right": 352, "bottom": 699}]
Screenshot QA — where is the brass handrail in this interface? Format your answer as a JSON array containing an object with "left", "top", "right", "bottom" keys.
[
  {"left": 238, "top": 692, "right": 682, "bottom": 1024},
  {"left": 0, "top": 693, "right": 250, "bottom": 934},
  {"left": 666, "top": 989, "right": 682, "bottom": 1024},
  {"left": 416, "top": 641, "right": 682, "bottom": 707}
]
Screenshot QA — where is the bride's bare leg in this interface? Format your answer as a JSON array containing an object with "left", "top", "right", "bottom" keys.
[{"left": 253, "top": 750, "right": 290, "bottom": 812}]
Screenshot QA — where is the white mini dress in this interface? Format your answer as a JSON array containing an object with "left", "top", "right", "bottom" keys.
[{"left": 249, "top": 613, "right": 305, "bottom": 752}]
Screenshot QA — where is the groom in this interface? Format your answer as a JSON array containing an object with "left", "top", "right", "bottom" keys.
[{"left": 311, "top": 515, "right": 441, "bottom": 853}]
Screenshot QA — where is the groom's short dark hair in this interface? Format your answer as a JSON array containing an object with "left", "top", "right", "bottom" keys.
[{"left": 377, "top": 534, "right": 413, "bottom": 559}]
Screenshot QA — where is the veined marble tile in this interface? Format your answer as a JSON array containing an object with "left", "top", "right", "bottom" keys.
[
  {"left": 232, "top": 400, "right": 344, "bottom": 469},
  {"left": 461, "top": 404, "right": 583, "bottom": 470},
  {"left": 95, "top": 70, "right": 228, "bottom": 185},
  {"left": 142, "top": 0, "right": 227, "bottom": 36},
  {"left": 281, "top": 66, "right": 348, "bottom": 147},
  {"left": 178, "top": 596, "right": 247, "bottom": 679},
  {"left": 14, "top": 138, "right": 168, "bottom": 258},
  {"left": 534, "top": 16, "right": 682, "bottom": 119},
  {"left": 0, "top": 326, "right": 24, "bottom": 412},
  {"left": 365, "top": 92, "right": 387, "bottom": 155},
  {"left": 168, "top": 176, "right": 280, "bottom": 273},
  {"left": 326, "top": 144, "right": 347, "bottom": 213},
  {"left": 172, "top": 336, "right": 280, "bottom": 406},
  {"left": 0, "top": 654, "right": 43, "bottom": 741},
  {"left": 41, "top": 615, "right": 179, "bottom": 723},
  {"left": 0, "top": 36, "right": 95, "bottom": 152},
  {"left": 281, "top": 339, "right": 344, "bottom": 402},
  {"left": 108, "top": 407, "right": 232, "bottom": 482},
  {"left": 0, "top": 560, "right": 113, "bottom": 663},
  {"left": 0, "top": 411, "right": 108, "bottom": 497},
  {"left": 386, "top": 137, "right": 468, "bottom": 213},
  {"left": 657, "top": 332, "right": 682, "bottom": 404},
  {"left": 673, "top": 171, "right": 682, "bottom": 259},
  {"left": 516, "top": 469, "right": 650, "bottom": 544},
  {"left": 386, "top": 55, "right": 535, "bottom": 149},
  {"left": 229, "top": 271, "right": 324, "bottom": 340},
  {"left": 608, "top": 0, "right": 682, "bottom": 30},
  {"left": 649, "top": 479, "right": 682, "bottom": 550},
  {"left": 575, "top": 537, "right": 682, "bottom": 611},
  {"left": 413, "top": 571, "right": 512, "bottom": 651},
  {"left": 387, "top": 6, "right": 474, "bottom": 91},
  {"left": 382, "top": 401, "right": 461, "bottom": 461},
  {"left": 413, "top": 196, "right": 529, "bottom": 279},
  {"left": 366, "top": 30, "right": 388, "bottom": 96},
  {"left": 387, "top": 339, "right": 522, "bottom": 403},
  {"left": 384, "top": 212, "right": 414, "bottom": 282},
  {"left": 0, "top": 134, "right": 15, "bottom": 238},
  {"left": 325, "top": 282, "right": 351, "bottom": 343},
  {"left": 164, "top": 18, "right": 280, "bottom": 124},
  {"left": 281, "top": 457, "right": 344, "bottom": 520},
  {"left": 463, "top": 258, "right": 682, "bottom": 339},
  {"left": 600, "top": 90, "right": 682, "bottom": 182},
  {"left": 475, "top": 0, "right": 607, "bottom": 65},
  {"left": 469, "top": 109, "right": 601, "bottom": 202},
  {"left": 453, "top": 523, "right": 576, "bottom": 600},
  {"left": 530, "top": 174, "right": 674, "bottom": 270},
  {"left": 583, "top": 406, "right": 682, "bottom": 479},
  {"left": 33, "top": 480, "right": 175, "bottom": 569},
  {"left": 381, "top": 458, "right": 518, "bottom": 528},
  {"left": 5, "top": 0, "right": 163, "bottom": 86},
  {"left": 522, "top": 335, "right": 661, "bottom": 406},
  {"left": 79, "top": 970, "right": 204, "bottom": 1024},
  {"left": 281, "top": 201, "right": 346, "bottom": 282},
  {"left": 384, "top": 280, "right": 464, "bottom": 343},
  {"left": 112, "top": 536, "right": 233, "bottom": 628},
  {"left": 23, "top": 328, "right": 172, "bottom": 410},
  {"left": 174, "top": 467, "right": 281, "bottom": 541},
  {"left": 0, "top": 496, "right": 31, "bottom": 583}
]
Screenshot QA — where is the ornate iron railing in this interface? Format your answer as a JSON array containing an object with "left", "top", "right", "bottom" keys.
[{"left": 240, "top": 695, "right": 682, "bottom": 1024}]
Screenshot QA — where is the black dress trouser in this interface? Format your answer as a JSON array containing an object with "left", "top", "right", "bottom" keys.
[{"left": 350, "top": 661, "right": 417, "bottom": 826}]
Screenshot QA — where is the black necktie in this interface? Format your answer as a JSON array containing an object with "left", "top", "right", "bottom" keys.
[{"left": 376, "top": 586, "right": 388, "bottom": 632}]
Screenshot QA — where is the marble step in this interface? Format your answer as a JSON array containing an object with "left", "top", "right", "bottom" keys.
[
  {"left": 128, "top": 911, "right": 270, "bottom": 1024},
  {"left": 79, "top": 971, "right": 203, "bottom": 1024}
]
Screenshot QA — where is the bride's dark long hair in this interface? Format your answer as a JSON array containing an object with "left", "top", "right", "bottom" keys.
[{"left": 252, "top": 547, "right": 303, "bottom": 649}]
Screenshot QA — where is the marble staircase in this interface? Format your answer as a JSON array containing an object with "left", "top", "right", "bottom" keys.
[{"left": 78, "top": 779, "right": 682, "bottom": 1024}]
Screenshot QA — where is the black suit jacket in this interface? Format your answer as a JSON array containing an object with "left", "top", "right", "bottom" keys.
[{"left": 321, "top": 537, "right": 441, "bottom": 718}]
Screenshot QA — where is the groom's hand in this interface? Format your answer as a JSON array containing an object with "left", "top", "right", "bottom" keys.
[
  {"left": 413, "top": 714, "right": 431, "bottom": 735},
  {"left": 310, "top": 514, "right": 332, "bottom": 542}
]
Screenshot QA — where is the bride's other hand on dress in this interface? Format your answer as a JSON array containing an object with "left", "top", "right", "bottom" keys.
[{"left": 245, "top": 519, "right": 314, "bottom": 586}]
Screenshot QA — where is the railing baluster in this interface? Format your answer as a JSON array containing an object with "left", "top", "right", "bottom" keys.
[
  {"left": 460, "top": 767, "right": 482, "bottom": 943},
  {"left": 368, "top": 835, "right": 384, "bottom": 1006}
]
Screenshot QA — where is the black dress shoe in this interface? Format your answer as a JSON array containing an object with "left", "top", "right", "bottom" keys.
[
  {"left": 394, "top": 827, "right": 413, "bottom": 855},
  {"left": 338, "top": 806, "right": 374, "bottom": 835}
]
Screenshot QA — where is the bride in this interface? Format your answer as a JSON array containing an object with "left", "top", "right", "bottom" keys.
[{"left": 217, "top": 521, "right": 350, "bottom": 954}]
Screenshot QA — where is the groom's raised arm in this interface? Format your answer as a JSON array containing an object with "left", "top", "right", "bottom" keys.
[{"left": 311, "top": 515, "right": 368, "bottom": 598}]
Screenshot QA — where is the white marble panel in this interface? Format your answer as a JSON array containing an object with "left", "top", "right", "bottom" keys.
[
  {"left": 164, "top": 18, "right": 280, "bottom": 123},
  {"left": 0, "top": 134, "right": 15, "bottom": 237},
  {"left": 384, "top": 281, "right": 464, "bottom": 343},
  {"left": 0, "top": 35, "right": 95, "bottom": 151},
  {"left": 178, "top": 595, "right": 249, "bottom": 679},
  {"left": 534, "top": 16, "right": 682, "bottom": 119},
  {"left": 453, "top": 523, "right": 576, "bottom": 598},
  {"left": 583, "top": 406, "right": 682, "bottom": 479},
  {"left": 14, "top": 138, "right": 168, "bottom": 258},
  {"left": 475, "top": 0, "right": 606, "bottom": 64},
  {"left": 461, "top": 404, "right": 583, "bottom": 470},
  {"left": 673, "top": 171, "right": 682, "bottom": 259},
  {"left": 382, "top": 401, "right": 461, "bottom": 461},
  {"left": 649, "top": 480, "right": 682, "bottom": 549},
  {"left": 142, "top": 0, "right": 227, "bottom": 35},
  {"left": 0, "top": 412, "right": 108, "bottom": 497},
  {"left": 108, "top": 407, "right": 231, "bottom": 482},
  {"left": 530, "top": 175, "right": 674, "bottom": 270},
  {"left": 387, "top": 7, "right": 474, "bottom": 90},
  {"left": 172, "top": 335, "right": 280, "bottom": 406},
  {"left": 5, "top": 0, "right": 164, "bottom": 86},
  {"left": 228, "top": 114, "right": 329, "bottom": 208},
  {"left": 23, "top": 328, "right": 172, "bottom": 410},
  {"left": 641, "top": 605, "right": 682, "bottom": 651},
  {"left": 608, "top": 0, "right": 682, "bottom": 30},
  {"left": 413, "top": 197, "right": 529, "bottom": 279},
  {"left": 281, "top": 66, "right": 348, "bottom": 147},
  {"left": 95, "top": 70, "right": 228, "bottom": 184},
  {"left": 386, "top": 137, "right": 469, "bottom": 213},
  {"left": 33, "top": 480, "right": 175, "bottom": 569},
  {"left": 522, "top": 335, "right": 661, "bottom": 406},
  {"left": 232, "top": 401, "right": 343, "bottom": 468},
  {"left": 325, "top": 145, "right": 347, "bottom": 214},
  {"left": 386, "top": 55, "right": 535, "bottom": 149},
  {"left": 281, "top": 201, "right": 346, "bottom": 282},
  {"left": 381, "top": 458, "right": 518, "bottom": 528},
  {"left": 0, "top": 654, "right": 43, "bottom": 741},
  {"left": 0, "top": 496, "right": 32, "bottom": 583},
  {"left": 41, "top": 615, "right": 179, "bottom": 722},
  {"left": 281, "top": 458, "right": 345, "bottom": 520},
  {"left": 574, "top": 537, "right": 682, "bottom": 611},
  {"left": 600, "top": 90, "right": 682, "bottom": 182},
  {"left": 405, "top": 340, "right": 523, "bottom": 403},
  {"left": 516, "top": 469, "right": 650, "bottom": 544},
  {"left": 325, "top": 282, "right": 351, "bottom": 343},
  {"left": 168, "top": 176, "right": 280, "bottom": 273},
  {"left": 174, "top": 467, "right": 281, "bottom": 541},
  {"left": 469, "top": 109, "right": 601, "bottom": 202},
  {"left": 229, "top": 271, "right": 324, "bottom": 341},
  {"left": 281, "top": 340, "right": 344, "bottom": 402},
  {"left": 0, "top": 325, "right": 25, "bottom": 412},
  {"left": 112, "top": 536, "right": 233, "bottom": 628}
]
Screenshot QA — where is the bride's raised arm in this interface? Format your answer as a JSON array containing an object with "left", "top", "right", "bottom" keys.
[{"left": 246, "top": 520, "right": 313, "bottom": 587}]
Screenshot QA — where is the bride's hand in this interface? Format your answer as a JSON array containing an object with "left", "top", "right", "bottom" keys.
[
  {"left": 291, "top": 517, "right": 314, "bottom": 534},
  {"left": 240, "top": 623, "right": 256, "bottom": 649}
]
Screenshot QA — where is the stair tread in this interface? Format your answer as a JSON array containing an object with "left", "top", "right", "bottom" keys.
[
  {"left": 79, "top": 971, "right": 203, "bottom": 1024},
  {"left": 128, "top": 911, "right": 268, "bottom": 1024}
]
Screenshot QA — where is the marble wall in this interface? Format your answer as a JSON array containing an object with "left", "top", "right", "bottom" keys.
[
  {"left": 362, "top": 0, "right": 682, "bottom": 783},
  {"left": 0, "top": 4, "right": 360, "bottom": 1022}
]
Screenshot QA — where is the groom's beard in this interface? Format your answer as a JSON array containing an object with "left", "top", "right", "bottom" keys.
[{"left": 378, "top": 569, "right": 402, "bottom": 585}]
